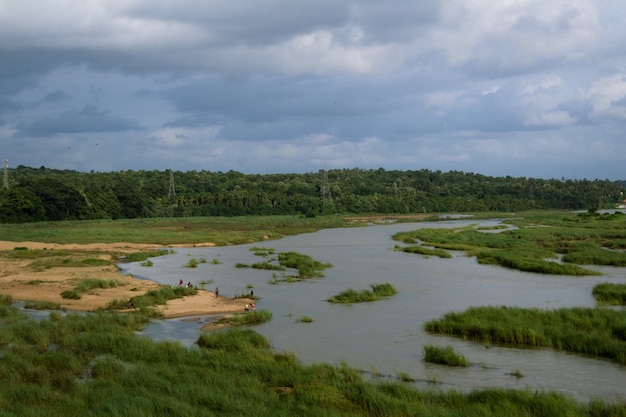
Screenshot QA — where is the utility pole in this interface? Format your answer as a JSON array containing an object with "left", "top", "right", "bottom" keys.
[
  {"left": 321, "top": 164, "right": 332, "bottom": 204},
  {"left": 2, "top": 159, "right": 8, "bottom": 189},
  {"left": 167, "top": 169, "right": 176, "bottom": 199}
]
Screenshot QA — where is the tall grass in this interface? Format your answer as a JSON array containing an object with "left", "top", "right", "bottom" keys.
[
  {"left": 277, "top": 251, "right": 332, "bottom": 278},
  {"left": 391, "top": 211, "right": 626, "bottom": 276},
  {"left": 1, "top": 306, "right": 625, "bottom": 416},
  {"left": 328, "top": 283, "right": 397, "bottom": 303},
  {"left": 215, "top": 310, "right": 273, "bottom": 326},
  {"left": 423, "top": 345, "right": 469, "bottom": 367},
  {"left": 592, "top": 283, "right": 626, "bottom": 305},
  {"left": 425, "top": 306, "right": 626, "bottom": 364},
  {"left": 61, "top": 279, "right": 126, "bottom": 300}
]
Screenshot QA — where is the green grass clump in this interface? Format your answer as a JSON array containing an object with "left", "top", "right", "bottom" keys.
[
  {"left": 425, "top": 306, "right": 626, "bottom": 364},
  {"left": 277, "top": 251, "right": 332, "bottom": 278},
  {"left": 215, "top": 310, "right": 273, "bottom": 326},
  {"left": 0, "top": 300, "right": 625, "bottom": 416},
  {"left": 23, "top": 301, "right": 61, "bottom": 310},
  {"left": 592, "top": 283, "right": 626, "bottom": 305},
  {"left": 392, "top": 212, "right": 626, "bottom": 276},
  {"left": 251, "top": 262, "right": 285, "bottom": 271},
  {"left": 297, "top": 316, "right": 314, "bottom": 323},
  {"left": 61, "top": 279, "right": 126, "bottom": 300},
  {"left": 396, "top": 245, "right": 452, "bottom": 258},
  {"left": 328, "top": 283, "right": 397, "bottom": 304},
  {"left": 423, "top": 345, "right": 469, "bottom": 367},
  {"left": 184, "top": 258, "right": 199, "bottom": 268},
  {"left": 124, "top": 249, "right": 170, "bottom": 263}
]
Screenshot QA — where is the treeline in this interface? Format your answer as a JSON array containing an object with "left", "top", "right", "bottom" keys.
[{"left": 0, "top": 165, "right": 623, "bottom": 223}]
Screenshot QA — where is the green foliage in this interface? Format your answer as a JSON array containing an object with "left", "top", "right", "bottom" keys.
[
  {"left": 392, "top": 212, "right": 626, "bottom": 276},
  {"left": 250, "top": 261, "right": 285, "bottom": 271},
  {"left": 23, "top": 301, "right": 61, "bottom": 310},
  {"left": 124, "top": 250, "right": 170, "bottom": 263},
  {"left": 61, "top": 279, "right": 125, "bottom": 300},
  {"left": 0, "top": 305, "right": 624, "bottom": 416},
  {"left": 277, "top": 251, "right": 332, "bottom": 278},
  {"left": 423, "top": 345, "right": 469, "bottom": 367},
  {"left": 593, "top": 283, "right": 626, "bottom": 305},
  {"left": 396, "top": 245, "right": 452, "bottom": 258},
  {"left": 184, "top": 258, "right": 199, "bottom": 268},
  {"left": 328, "top": 283, "right": 397, "bottom": 303},
  {"left": 3, "top": 165, "right": 624, "bottom": 224},
  {"left": 296, "top": 316, "right": 314, "bottom": 323},
  {"left": 215, "top": 310, "right": 273, "bottom": 326},
  {"left": 425, "top": 306, "right": 626, "bottom": 364}
]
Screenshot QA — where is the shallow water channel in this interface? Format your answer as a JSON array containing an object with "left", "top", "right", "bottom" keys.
[{"left": 123, "top": 218, "right": 626, "bottom": 403}]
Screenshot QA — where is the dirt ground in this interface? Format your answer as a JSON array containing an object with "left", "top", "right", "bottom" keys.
[{"left": 0, "top": 240, "right": 249, "bottom": 318}]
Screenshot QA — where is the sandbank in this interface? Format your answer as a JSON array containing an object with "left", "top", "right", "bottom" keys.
[{"left": 0, "top": 240, "right": 249, "bottom": 318}]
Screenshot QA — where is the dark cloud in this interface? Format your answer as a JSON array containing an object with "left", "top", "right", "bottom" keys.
[
  {"left": 1, "top": 1, "right": 626, "bottom": 179},
  {"left": 16, "top": 105, "right": 142, "bottom": 137}
]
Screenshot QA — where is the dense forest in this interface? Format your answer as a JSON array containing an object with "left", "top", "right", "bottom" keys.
[{"left": 0, "top": 165, "right": 624, "bottom": 223}]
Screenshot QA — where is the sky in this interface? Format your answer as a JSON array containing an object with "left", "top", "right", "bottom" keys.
[{"left": 1, "top": 1, "right": 626, "bottom": 180}]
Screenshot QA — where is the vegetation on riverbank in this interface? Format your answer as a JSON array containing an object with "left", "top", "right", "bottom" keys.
[
  {"left": 327, "top": 283, "right": 397, "bottom": 303},
  {"left": 425, "top": 306, "right": 626, "bottom": 365},
  {"left": 423, "top": 345, "right": 469, "bottom": 367},
  {"left": 0, "top": 215, "right": 357, "bottom": 246},
  {"left": 3, "top": 212, "right": 626, "bottom": 414},
  {"left": 2, "top": 300, "right": 625, "bottom": 416},
  {"left": 61, "top": 279, "right": 126, "bottom": 300},
  {"left": 214, "top": 309, "right": 273, "bottom": 327},
  {"left": 593, "top": 283, "right": 626, "bottom": 305},
  {"left": 393, "top": 210, "right": 626, "bottom": 276}
]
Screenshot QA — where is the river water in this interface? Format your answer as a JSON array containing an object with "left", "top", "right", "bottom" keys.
[{"left": 122, "top": 218, "right": 626, "bottom": 403}]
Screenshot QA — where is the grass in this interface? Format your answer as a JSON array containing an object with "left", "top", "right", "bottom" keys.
[
  {"left": 296, "top": 315, "right": 314, "bottom": 323},
  {"left": 61, "top": 279, "right": 126, "bottom": 300},
  {"left": 423, "top": 345, "right": 469, "bottom": 367},
  {"left": 241, "top": 251, "right": 332, "bottom": 281},
  {"left": 0, "top": 215, "right": 358, "bottom": 246},
  {"left": 123, "top": 250, "right": 171, "bottom": 263},
  {"left": 277, "top": 251, "right": 333, "bottom": 278},
  {"left": 23, "top": 300, "right": 62, "bottom": 310},
  {"left": 391, "top": 211, "right": 626, "bottom": 276},
  {"left": 425, "top": 306, "right": 626, "bottom": 365},
  {"left": 592, "top": 283, "right": 626, "bottom": 305},
  {"left": 214, "top": 310, "right": 273, "bottom": 326},
  {"left": 105, "top": 286, "right": 198, "bottom": 311},
  {"left": 3, "top": 212, "right": 626, "bottom": 414},
  {"left": 327, "top": 283, "right": 397, "bottom": 304},
  {"left": 2, "top": 307, "right": 624, "bottom": 416}
]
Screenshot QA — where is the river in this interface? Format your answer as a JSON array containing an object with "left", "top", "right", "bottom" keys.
[{"left": 122, "top": 218, "right": 626, "bottom": 403}]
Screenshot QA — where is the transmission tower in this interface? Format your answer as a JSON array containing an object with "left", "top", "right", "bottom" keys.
[
  {"left": 321, "top": 165, "right": 332, "bottom": 204},
  {"left": 167, "top": 169, "right": 176, "bottom": 199},
  {"left": 2, "top": 159, "right": 8, "bottom": 189}
]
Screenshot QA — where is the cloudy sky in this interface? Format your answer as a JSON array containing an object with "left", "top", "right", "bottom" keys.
[{"left": 1, "top": 1, "right": 626, "bottom": 180}]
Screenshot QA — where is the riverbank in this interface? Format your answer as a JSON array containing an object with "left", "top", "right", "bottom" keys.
[{"left": 0, "top": 240, "right": 249, "bottom": 317}]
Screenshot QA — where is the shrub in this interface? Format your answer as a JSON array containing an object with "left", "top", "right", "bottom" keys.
[{"left": 423, "top": 345, "right": 469, "bottom": 367}]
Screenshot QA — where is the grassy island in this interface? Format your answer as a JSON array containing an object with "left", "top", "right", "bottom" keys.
[
  {"left": 425, "top": 306, "right": 626, "bottom": 365},
  {"left": 393, "top": 210, "right": 626, "bottom": 276},
  {"left": 327, "top": 283, "right": 397, "bottom": 303}
]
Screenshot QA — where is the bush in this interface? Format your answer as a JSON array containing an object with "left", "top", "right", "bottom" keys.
[{"left": 423, "top": 345, "right": 469, "bottom": 367}]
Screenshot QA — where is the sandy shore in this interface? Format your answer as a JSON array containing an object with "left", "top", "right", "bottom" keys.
[{"left": 0, "top": 240, "right": 249, "bottom": 318}]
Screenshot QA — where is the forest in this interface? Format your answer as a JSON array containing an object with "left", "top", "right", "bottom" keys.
[{"left": 0, "top": 165, "right": 624, "bottom": 223}]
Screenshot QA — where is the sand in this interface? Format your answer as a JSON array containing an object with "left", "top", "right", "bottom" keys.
[{"left": 0, "top": 240, "right": 249, "bottom": 318}]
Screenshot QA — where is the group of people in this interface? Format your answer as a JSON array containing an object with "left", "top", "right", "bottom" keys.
[
  {"left": 178, "top": 279, "right": 194, "bottom": 288},
  {"left": 173, "top": 281, "right": 256, "bottom": 309}
]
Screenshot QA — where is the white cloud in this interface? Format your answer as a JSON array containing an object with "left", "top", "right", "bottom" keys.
[{"left": 586, "top": 73, "right": 626, "bottom": 120}]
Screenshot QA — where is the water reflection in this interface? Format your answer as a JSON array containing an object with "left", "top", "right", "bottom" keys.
[{"left": 125, "top": 219, "right": 626, "bottom": 403}]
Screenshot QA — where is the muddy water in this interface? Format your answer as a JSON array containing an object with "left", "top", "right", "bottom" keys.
[{"left": 126, "top": 219, "right": 626, "bottom": 403}]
